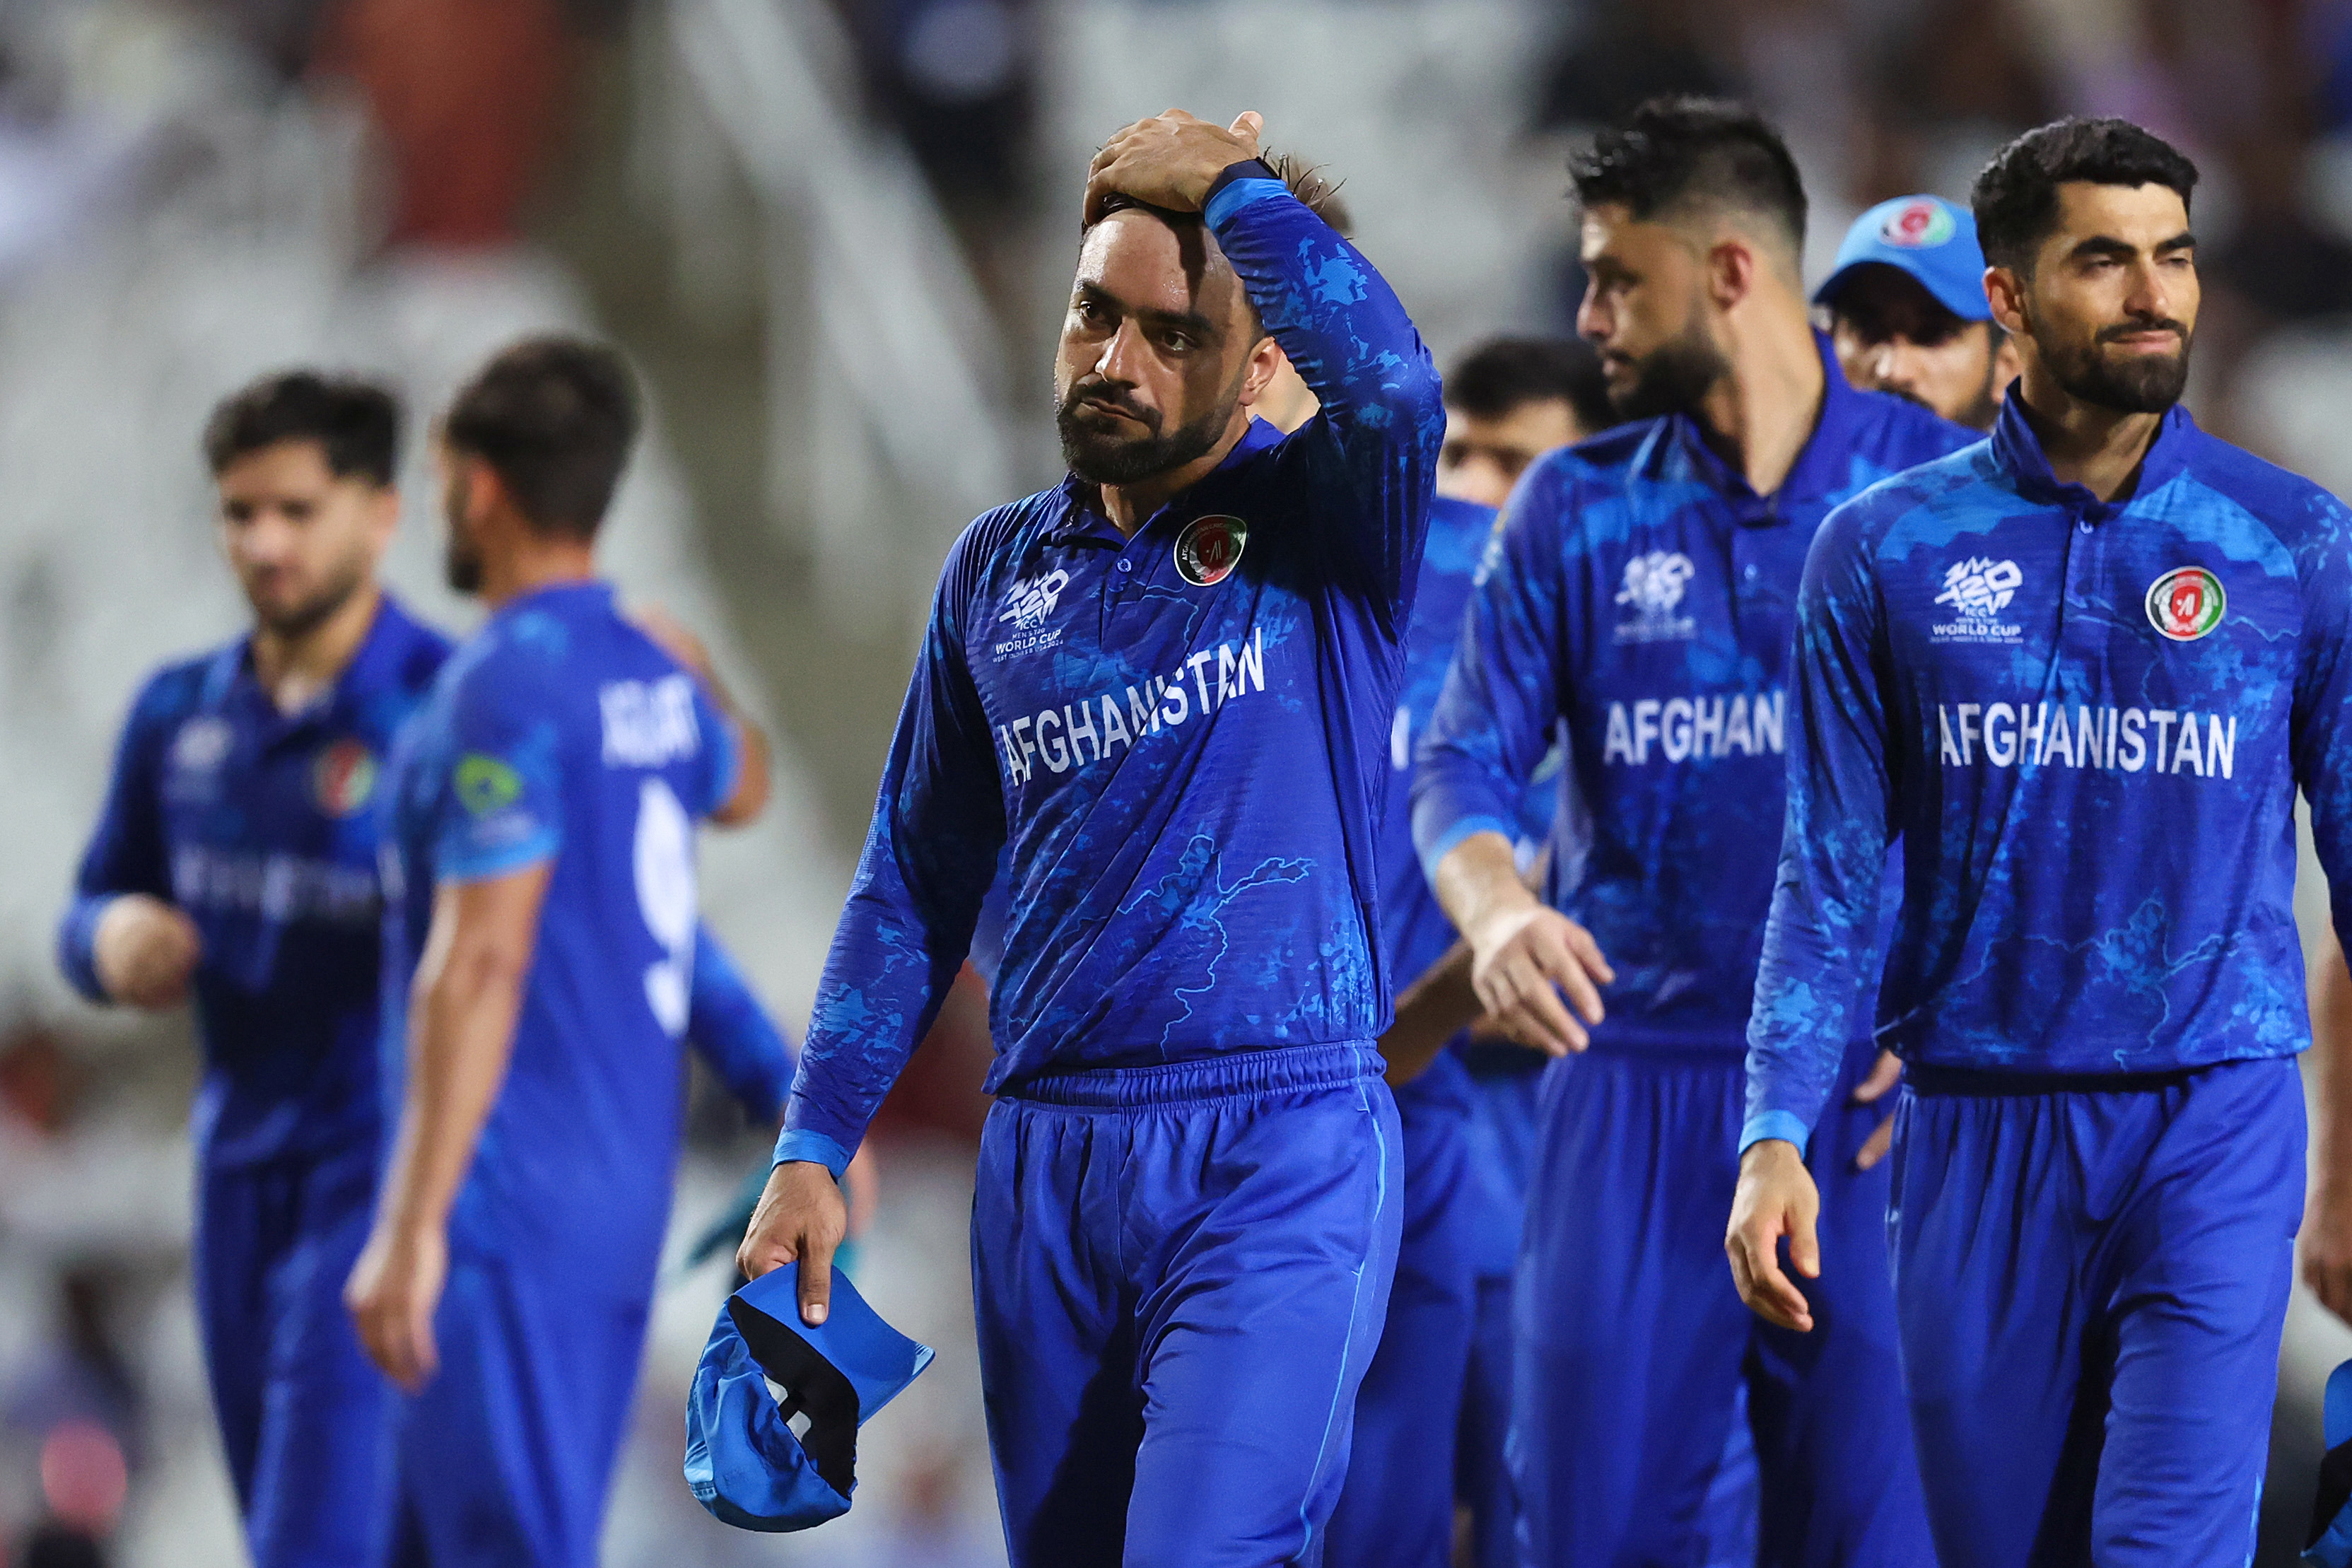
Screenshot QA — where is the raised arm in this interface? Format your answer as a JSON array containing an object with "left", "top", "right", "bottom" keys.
[
  {"left": 739, "top": 532, "right": 1007, "bottom": 1321},
  {"left": 1202, "top": 161, "right": 1442, "bottom": 616},
  {"left": 1081, "top": 109, "right": 1443, "bottom": 620},
  {"left": 1728, "top": 503, "right": 1895, "bottom": 1333},
  {"left": 1412, "top": 467, "right": 1612, "bottom": 1054}
]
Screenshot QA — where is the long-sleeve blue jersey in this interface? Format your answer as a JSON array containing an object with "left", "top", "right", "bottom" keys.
[
  {"left": 778, "top": 163, "right": 1444, "bottom": 1175},
  {"left": 1744, "top": 397, "right": 2352, "bottom": 1149},
  {"left": 59, "top": 597, "right": 450, "bottom": 1166},
  {"left": 1413, "top": 339, "right": 1972, "bottom": 1060}
]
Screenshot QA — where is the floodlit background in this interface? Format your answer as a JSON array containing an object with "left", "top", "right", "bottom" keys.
[{"left": 1, "top": 0, "right": 2351, "bottom": 1563}]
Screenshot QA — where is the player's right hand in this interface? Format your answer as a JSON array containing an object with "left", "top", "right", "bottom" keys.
[
  {"left": 93, "top": 894, "right": 201, "bottom": 1010},
  {"left": 1465, "top": 903, "right": 1613, "bottom": 1054},
  {"left": 737, "top": 1159, "right": 850, "bottom": 1327},
  {"left": 1726, "top": 1139, "right": 1820, "bottom": 1333}
]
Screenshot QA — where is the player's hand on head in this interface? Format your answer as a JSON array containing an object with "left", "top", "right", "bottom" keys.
[
  {"left": 93, "top": 894, "right": 201, "bottom": 1010},
  {"left": 1850, "top": 1049, "right": 1904, "bottom": 1171},
  {"left": 1082, "top": 109, "right": 1264, "bottom": 226},
  {"left": 736, "top": 1159, "right": 850, "bottom": 1327},
  {"left": 1465, "top": 903, "right": 1613, "bottom": 1055},
  {"left": 344, "top": 1221, "right": 448, "bottom": 1392},
  {"left": 1726, "top": 1140, "right": 1820, "bottom": 1333}
]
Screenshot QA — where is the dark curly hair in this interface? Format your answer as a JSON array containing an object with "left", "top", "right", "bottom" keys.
[
  {"left": 204, "top": 370, "right": 400, "bottom": 486},
  {"left": 1971, "top": 117, "right": 2197, "bottom": 274},
  {"left": 1569, "top": 95, "right": 1806, "bottom": 257}
]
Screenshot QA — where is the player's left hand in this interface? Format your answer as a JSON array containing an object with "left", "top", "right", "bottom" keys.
[
  {"left": 1726, "top": 1139, "right": 1819, "bottom": 1333},
  {"left": 2305, "top": 1183, "right": 2352, "bottom": 1326},
  {"left": 345, "top": 1222, "right": 448, "bottom": 1392},
  {"left": 1850, "top": 1050, "right": 1903, "bottom": 1170},
  {"left": 1084, "top": 109, "right": 1263, "bottom": 226}
]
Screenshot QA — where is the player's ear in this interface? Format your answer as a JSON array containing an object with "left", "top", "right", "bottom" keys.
[
  {"left": 1237, "top": 335, "right": 1285, "bottom": 409},
  {"left": 1984, "top": 267, "right": 2030, "bottom": 341},
  {"left": 1704, "top": 236, "right": 1755, "bottom": 311}
]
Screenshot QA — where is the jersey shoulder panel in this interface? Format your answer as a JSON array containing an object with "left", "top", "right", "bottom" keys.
[
  {"left": 1839, "top": 440, "right": 2004, "bottom": 563},
  {"left": 2172, "top": 425, "right": 2352, "bottom": 572},
  {"left": 127, "top": 646, "right": 230, "bottom": 730}
]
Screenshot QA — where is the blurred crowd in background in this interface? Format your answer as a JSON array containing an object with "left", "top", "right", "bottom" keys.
[{"left": 4, "top": 0, "right": 2352, "bottom": 1564}]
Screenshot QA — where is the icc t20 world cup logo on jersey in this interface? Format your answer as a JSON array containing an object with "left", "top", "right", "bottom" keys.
[
  {"left": 1930, "top": 556, "right": 2026, "bottom": 645},
  {"left": 1174, "top": 514, "right": 1248, "bottom": 587},
  {"left": 2146, "top": 566, "right": 2225, "bottom": 642},
  {"left": 1613, "top": 551, "right": 1697, "bottom": 643}
]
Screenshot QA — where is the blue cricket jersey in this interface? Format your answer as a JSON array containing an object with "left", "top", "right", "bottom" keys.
[
  {"left": 59, "top": 597, "right": 449, "bottom": 1166},
  {"left": 380, "top": 580, "right": 739, "bottom": 1282},
  {"left": 1381, "top": 495, "right": 1562, "bottom": 1109},
  {"left": 1412, "top": 339, "right": 1973, "bottom": 1061},
  {"left": 1744, "top": 397, "right": 2352, "bottom": 1148},
  {"left": 777, "top": 163, "right": 1444, "bottom": 1175}
]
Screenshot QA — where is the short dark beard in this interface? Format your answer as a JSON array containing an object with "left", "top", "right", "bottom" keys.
[
  {"left": 1056, "top": 375, "right": 1237, "bottom": 487},
  {"left": 1607, "top": 314, "right": 1733, "bottom": 423},
  {"left": 443, "top": 468, "right": 486, "bottom": 595},
  {"left": 2043, "top": 317, "right": 2192, "bottom": 415},
  {"left": 251, "top": 558, "right": 367, "bottom": 640}
]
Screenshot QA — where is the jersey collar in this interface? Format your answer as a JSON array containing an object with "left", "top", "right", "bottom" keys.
[
  {"left": 1665, "top": 332, "right": 1865, "bottom": 521},
  {"left": 1047, "top": 414, "right": 1284, "bottom": 547},
  {"left": 1990, "top": 393, "right": 2195, "bottom": 522},
  {"left": 218, "top": 591, "right": 416, "bottom": 736}
]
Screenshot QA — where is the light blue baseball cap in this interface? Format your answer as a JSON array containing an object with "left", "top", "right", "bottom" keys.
[
  {"left": 1815, "top": 194, "right": 1992, "bottom": 324},
  {"left": 685, "top": 1262, "right": 934, "bottom": 1533}
]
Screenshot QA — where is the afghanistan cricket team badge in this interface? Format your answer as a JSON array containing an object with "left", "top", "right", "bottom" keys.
[
  {"left": 1174, "top": 514, "right": 1248, "bottom": 587},
  {"left": 2146, "top": 566, "right": 2224, "bottom": 643},
  {"left": 311, "top": 739, "right": 378, "bottom": 817}
]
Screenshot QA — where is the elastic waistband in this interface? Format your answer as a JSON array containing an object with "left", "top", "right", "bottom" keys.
[
  {"left": 1905, "top": 1061, "right": 2223, "bottom": 1097},
  {"left": 999, "top": 1043, "right": 1381, "bottom": 1108}
]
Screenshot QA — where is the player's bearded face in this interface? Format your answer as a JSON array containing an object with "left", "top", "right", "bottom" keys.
[
  {"left": 215, "top": 440, "right": 384, "bottom": 640},
  {"left": 1055, "top": 211, "right": 1251, "bottom": 486},
  {"left": 2013, "top": 182, "right": 2199, "bottom": 416},
  {"left": 1576, "top": 209, "right": 1732, "bottom": 423}
]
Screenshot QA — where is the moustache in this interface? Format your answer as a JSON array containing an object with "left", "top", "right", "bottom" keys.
[
  {"left": 2095, "top": 317, "right": 2188, "bottom": 346},
  {"left": 1063, "top": 380, "right": 1160, "bottom": 431}
]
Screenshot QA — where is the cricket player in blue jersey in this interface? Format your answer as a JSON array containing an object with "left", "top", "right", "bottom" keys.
[
  {"left": 345, "top": 337, "right": 773, "bottom": 1568},
  {"left": 58, "top": 373, "right": 438, "bottom": 1568},
  {"left": 1820, "top": 193, "right": 2019, "bottom": 434},
  {"left": 1413, "top": 98, "right": 1971, "bottom": 1566},
  {"left": 1328, "top": 337, "right": 1608, "bottom": 1568},
  {"left": 735, "top": 108, "right": 1443, "bottom": 1565},
  {"left": 1731, "top": 116, "right": 2352, "bottom": 1566},
  {"left": 58, "top": 369, "right": 793, "bottom": 1568}
]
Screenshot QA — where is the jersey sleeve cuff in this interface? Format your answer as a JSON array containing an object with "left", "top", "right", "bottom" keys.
[
  {"left": 56, "top": 894, "right": 117, "bottom": 1002},
  {"left": 435, "top": 831, "right": 559, "bottom": 887},
  {"left": 1415, "top": 814, "right": 1518, "bottom": 886},
  {"left": 773, "top": 1128, "right": 853, "bottom": 1182},
  {"left": 1738, "top": 1110, "right": 1813, "bottom": 1157},
  {"left": 1202, "top": 163, "right": 1285, "bottom": 230}
]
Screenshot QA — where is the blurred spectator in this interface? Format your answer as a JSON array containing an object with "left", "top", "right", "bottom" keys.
[{"left": 312, "top": 0, "right": 580, "bottom": 247}]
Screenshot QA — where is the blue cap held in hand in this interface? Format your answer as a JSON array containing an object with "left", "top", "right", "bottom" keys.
[
  {"left": 685, "top": 1262, "right": 935, "bottom": 1532},
  {"left": 1815, "top": 194, "right": 1992, "bottom": 324}
]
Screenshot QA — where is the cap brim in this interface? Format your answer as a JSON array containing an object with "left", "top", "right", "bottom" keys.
[{"left": 1815, "top": 257, "right": 1992, "bottom": 324}]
